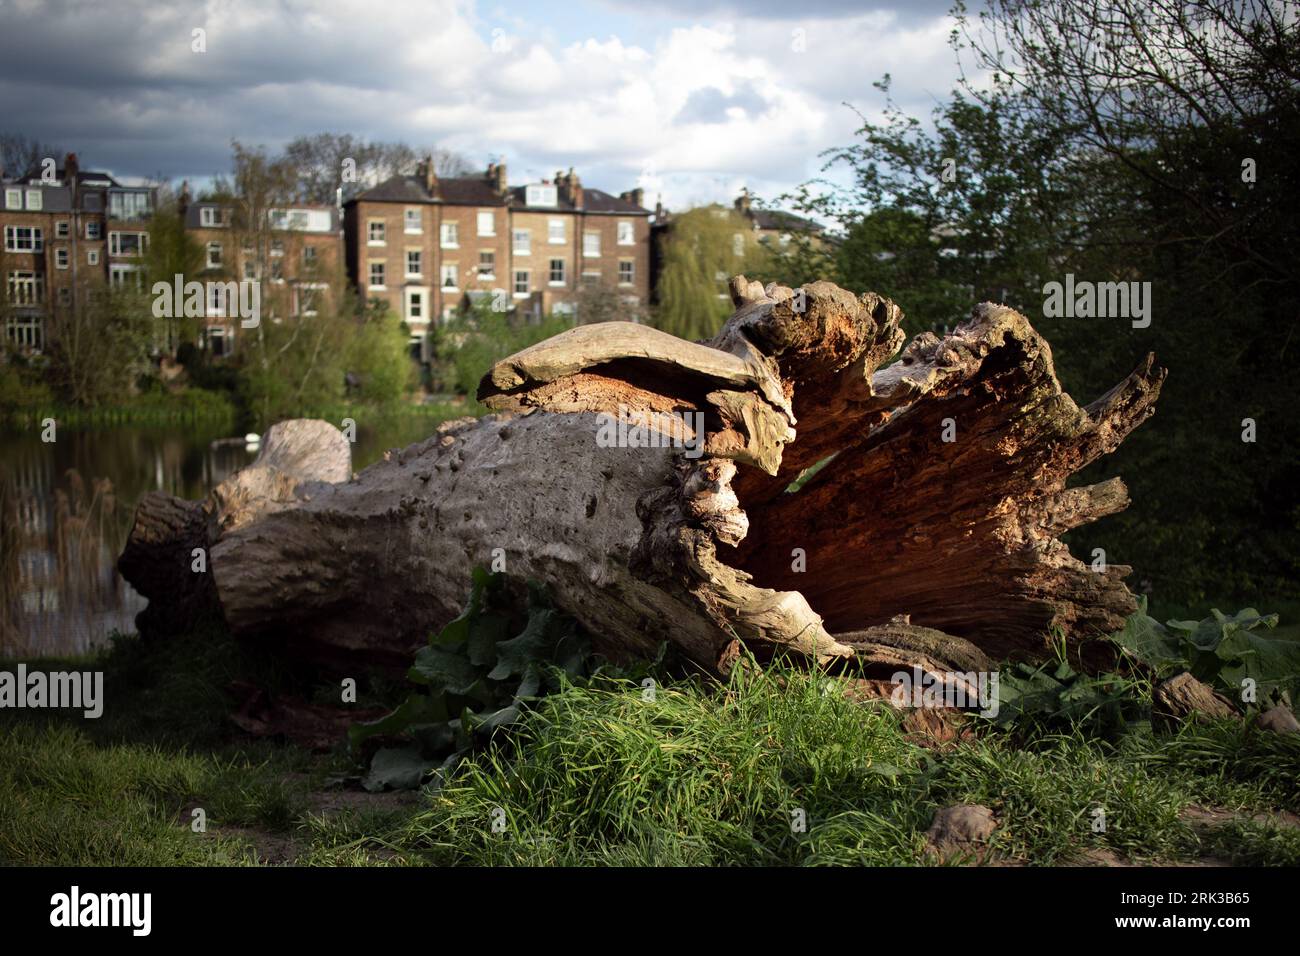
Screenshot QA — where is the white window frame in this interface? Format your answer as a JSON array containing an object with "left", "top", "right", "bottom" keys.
[
  {"left": 109, "top": 231, "right": 147, "bottom": 257},
  {"left": 583, "top": 231, "right": 600, "bottom": 257},
  {"left": 367, "top": 220, "right": 386, "bottom": 245},
  {"left": 548, "top": 218, "right": 566, "bottom": 244},
  {"left": 548, "top": 258, "right": 566, "bottom": 286},
  {"left": 3, "top": 188, "right": 20, "bottom": 209},
  {"left": 440, "top": 222, "right": 459, "bottom": 248},
  {"left": 368, "top": 260, "right": 386, "bottom": 290},
  {"left": 406, "top": 249, "right": 423, "bottom": 278},
  {"left": 109, "top": 264, "right": 143, "bottom": 289},
  {"left": 25, "top": 189, "right": 41, "bottom": 211},
  {"left": 87, "top": 249, "right": 100, "bottom": 266},
  {"left": 200, "top": 207, "right": 219, "bottom": 227},
  {"left": 85, "top": 221, "right": 102, "bottom": 240},
  {"left": 440, "top": 263, "right": 458, "bottom": 290},
  {"left": 404, "top": 208, "right": 422, "bottom": 234},
  {"left": 513, "top": 269, "right": 530, "bottom": 297},
  {"left": 4, "top": 226, "right": 42, "bottom": 252},
  {"left": 618, "top": 259, "right": 635, "bottom": 285},
  {"left": 206, "top": 242, "right": 222, "bottom": 269},
  {"left": 55, "top": 221, "right": 69, "bottom": 239},
  {"left": 512, "top": 228, "right": 531, "bottom": 256},
  {"left": 478, "top": 250, "right": 496, "bottom": 279},
  {"left": 476, "top": 211, "right": 495, "bottom": 237},
  {"left": 6, "top": 271, "right": 44, "bottom": 305},
  {"left": 617, "top": 220, "right": 634, "bottom": 245},
  {"left": 55, "top": 248, "right": 69, "bottom": 270}
]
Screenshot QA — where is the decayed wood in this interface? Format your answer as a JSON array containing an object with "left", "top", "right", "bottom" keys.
[{"left": 119, "top": 277, "right": 1164, "bottom": 680}]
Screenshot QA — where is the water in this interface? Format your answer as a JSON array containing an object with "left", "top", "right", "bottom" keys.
[{"left": 0, "top": 416, "right": 454, "bottom": 659}]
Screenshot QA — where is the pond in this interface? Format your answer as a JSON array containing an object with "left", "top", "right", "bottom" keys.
[{"left": 0, "top": 415, "right": 458, "bottom": 659}]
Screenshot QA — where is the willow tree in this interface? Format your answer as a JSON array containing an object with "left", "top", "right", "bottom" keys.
[{"left": 655, "top": 207, "right": 772, "bottom": 341}]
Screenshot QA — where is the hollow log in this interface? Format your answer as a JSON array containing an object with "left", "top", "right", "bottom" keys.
[{"left": 118, "top": 278, "right": 1164, "bottom": 680}]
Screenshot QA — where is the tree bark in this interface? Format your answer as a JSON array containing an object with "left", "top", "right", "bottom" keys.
[{"left": 119, "top": 278, "right": 1164, "bottom": 679}]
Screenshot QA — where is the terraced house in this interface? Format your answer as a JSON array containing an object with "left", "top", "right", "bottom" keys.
[
  {"left": 344, "top": 159, "right": 651, "bottom": 360},
  {"left": 0, "top": 153, "right": 155, "bottom": 351},
  {"left": 183, "top": 195, "right": 343, "bottom": 356}
]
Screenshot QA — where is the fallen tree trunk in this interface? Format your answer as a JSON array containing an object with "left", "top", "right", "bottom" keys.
[{"left": 119, "top": 278, "right": 1164, "bottom": 682}]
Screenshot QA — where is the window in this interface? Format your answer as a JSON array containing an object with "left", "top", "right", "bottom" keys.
[
  {"left": 581, "top": 270, "right": 601, "bottom": 286},
  {"left": 548, "top": 218, "right": 565, "bottom": 244},
  {"left": 200, "top": 207, "right": 220, "bottom": 227},
  {"left": 367, "top": 220, "right": 385, "bottom": 244},
  {"left": 478, "top": 251, "right": 495, "bottom": 279},
  {"left": 208, "top": 284, "right": 226, "bottom": 316},
  {"left": 441, "top": 263, "right": 458, "bottom": 289},
  {"left": 477, "top": 211, "right": 495, "bottom": 236},
  {"left": 525, "top": 184, "right": 557, "bottom": 207},
  {"left": 406, "top": 250, "right": 422, "bottom": 277},
  {"left": 270, "top": 239, "right": 284, "bottom": 258},
  {"left": 108, "top": 190, "right": 151, "bottom": 220},
  {"left": 243, "top": 260, "right": 257, "bottom": 280},
  {"left": 85, "top": 221, "right": 102, "bottom": 240},
  {"left": 87, "top": 249, "right": 100, "bottom": 266},
  {"left": 368, "top": 261, "right": 386, "bottom": 288},
  {"left": 548, "top": 258, "right": 565, "bottom": 285},
  {"left": 4, "top": 226, "right": 42, "bottom": 252},
  {"left": 617, "top": 220, "right": 634, "bottom": 245},
  {"left": 513, "top": 270, "right": 530, "bottom": 295},
  {"left": 207, "top": 326, "right": 228, "bottom": 357},
  {"left": 7, "top": 271, "right": 44, "bottom": 305},
  {"left": 303, "top": 246, "right": 317, "bottom": 267},
  {"left": 55, "top": 248, "right": 69, "bottom": 269},
  {"left": 55, "top": 221, "right": 69, "bottom": 239},
  {"left": 110, "top": 264, "right": 143, "bottom": 289},
  {"left": 270, "top": 258, "right": 284, "bottom": 281},
  {"left": 583, "top": 231, "right": 600, "bottom": 257},
  {"left": 618, "top": 260, "right": 634, "bottom": 285},
  {"left": 440, "top": 222, "right": 459, "bottom": 248},
  {"left": 206, "top": 242, "right": 222, "bottom": 268},
  {"left": 5, "top": 314, "right": 43, "bottom": 349},
  {"left": 58, "top": 287, "right": 72, "bottom": 307},
  {"left": 407, "top": 289, "right": 423, "bottom": 320},
  {"left": 25, "top": 190, "right": 42, "bottom": 211},
  {"left": 3, "top": 188, "right": 19, "bottom": 209},
  {"left": 512, "top": 229, "right": 530, "bottom": 255},
  {"left": 109, "top": 231, "right": 147, "bottom": 256},
  {"left": 404, "top": 208, "right": 422, "bottom": 234}
]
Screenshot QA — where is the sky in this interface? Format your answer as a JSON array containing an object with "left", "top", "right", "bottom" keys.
[{"left": 0, "top": 0, "right": 975, "bottom": 212}]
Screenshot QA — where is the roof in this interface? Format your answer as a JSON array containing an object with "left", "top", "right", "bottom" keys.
[
  {"left": 184, "top": 201, "right": 340, "bottom": 232},
  {"left": 1, "top": 182, "right": 73, "bottom": 212},
  {"left": 750, "top": 207, "right": 821, "bottom": 233},
  {"left": 350, "top": 175, "right": 648, "bottom": 214}
]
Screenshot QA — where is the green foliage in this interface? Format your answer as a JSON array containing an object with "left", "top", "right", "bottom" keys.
[
  {"left": 429, "top": 300, "right": 571, "bottom": 399},
  {"left": 655, "top": 206, "right": 771, "bottom": 341},
  {"left": 1112, "top": 599, "right": 1299, "bottom": 705},
  {"left": 349, "top": 568, "right": 591, "bottom": 792},
  {"left": 991, "top": 660, "right": 1149, "bottom": 739}
]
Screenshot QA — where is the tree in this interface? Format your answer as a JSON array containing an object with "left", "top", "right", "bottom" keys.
[
  {"left": 0, "top": 132, "right": 62, "bottom": 179},
  {"left": 655, "top": 206, "right": 772, "bottom": 340},
  {"left": 144, "top": 189, "right": 205, "bottom": 353},
  {"left": 282, "top": 133, "right": 473, "bottom": 204}
]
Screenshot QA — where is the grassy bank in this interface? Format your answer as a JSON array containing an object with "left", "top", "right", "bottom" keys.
[
  {"left": 2, "top": 388, "right": 240, "bottom": 428},
  {"left": 2, "top": 627, "right": 1298, "bottom": 867}
]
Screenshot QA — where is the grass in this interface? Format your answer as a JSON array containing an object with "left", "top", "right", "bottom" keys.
[{"left": 2, "top": 634, "right": 1298, "bottom": 867}]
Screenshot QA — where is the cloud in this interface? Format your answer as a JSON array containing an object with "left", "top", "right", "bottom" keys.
[{"left": 0, "top": 0, "right": 969, "bottom": 209}]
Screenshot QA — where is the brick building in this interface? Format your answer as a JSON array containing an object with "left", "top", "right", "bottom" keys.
[
  {"left": 343, "top": 160, "right": 651, "bottom": 360},
  {"left": 1, "top": 153, "right": 155, "bottom": 352},
  {"left": 182, "top": 195, "right": 343, "bottom": 355}
]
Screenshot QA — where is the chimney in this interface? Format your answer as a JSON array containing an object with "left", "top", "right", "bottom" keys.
[
  {"left": 654, "top": 199, "right": 666, "bottom": 222},
  {"left": 491, "top": 161, "right": 508, "bottom": 196},
  {"left": 565, "top": 167, "right": 583, "bottom": 209},
  {"left": 63, "top": 152, "right": 79, "bottom": 184},
  {"left": 179, "top": 180, "right": 191, "bottom": 219},
  {"left": 734, "top": 187, "right": 752, "bottom": 215},
  {"left": 419, "top": 154, "right": 437, "bottom": 196},
  {"left": 620, "top": 187, "right": 644, "bottom": 209}
]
